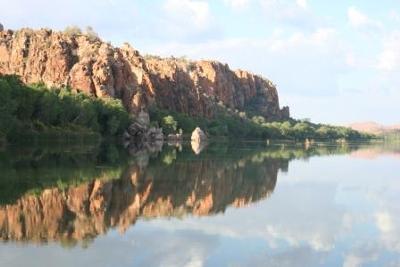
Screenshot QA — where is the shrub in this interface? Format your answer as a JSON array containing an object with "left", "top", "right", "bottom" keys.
[
  {"left": 162, "top": 115, "right": 178, "bottom": 135},
  {"left": 0, "top": 75, "right": 130, "bottom": 143},
  {"left": 85, "top": 26, "right": 99, "bottom": 42},
  {"left": 147, "top": 103, "right": 372, "bottom": 140},
  {"left": 63, "top": 26, "right": 82, "bottom": 37}
]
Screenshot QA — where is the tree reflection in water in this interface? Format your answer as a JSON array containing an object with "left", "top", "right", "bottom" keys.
[{"left": 0, "top": 141, "right": 388, "bottom": 245}]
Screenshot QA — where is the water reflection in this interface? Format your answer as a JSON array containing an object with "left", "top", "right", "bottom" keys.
[{"left": 0, "top": 141, "right": 398, "bottom": 248}]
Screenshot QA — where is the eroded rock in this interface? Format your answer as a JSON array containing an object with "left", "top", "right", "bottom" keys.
[{"left": 0, "top": 28, "right": 290, "bottom": 120}]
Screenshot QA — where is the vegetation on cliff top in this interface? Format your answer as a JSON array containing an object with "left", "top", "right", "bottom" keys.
[{"left": 0, "top": 75, "right": 130, "bottom": 144}]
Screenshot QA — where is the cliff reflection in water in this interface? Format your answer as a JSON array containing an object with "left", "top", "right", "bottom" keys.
[{"left": 0, "top": 142, "right": 371, "bottom": 245}]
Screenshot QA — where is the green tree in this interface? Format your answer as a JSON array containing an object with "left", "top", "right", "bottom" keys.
[
  {"left": 162, "top": 115, "right": 178, "bottom": 134},
  {"left": 0, "top": 78, "right": 17, "bottom": 135},
  {"left": 293, "top": 122, "right": 313, "bottom": 139},
  {"left": 252, "top": 116, "right": 266, "bottom": 125}
]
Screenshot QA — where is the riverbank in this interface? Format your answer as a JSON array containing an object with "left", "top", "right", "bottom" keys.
[
  {"left": 1, "top": 75, "right": 375, "bottom": 145},
  {"left": 0, "top": 75, "right": 129, "bottom": 145}
]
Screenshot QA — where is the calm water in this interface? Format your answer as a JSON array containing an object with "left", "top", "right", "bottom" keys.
[{"left": 0, "top": 141, "right": 399, "bottom": 267}]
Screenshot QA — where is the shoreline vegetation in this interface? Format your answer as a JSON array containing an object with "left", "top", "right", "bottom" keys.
[
  {"left": 0, "top": 75, "right": 129, "bottom": 145},
  {"left": 0, "top": 75, "right": 376, "bottom": 145},
  {"left": 149, "top": 107, "right": 375, "bottom": 141}
]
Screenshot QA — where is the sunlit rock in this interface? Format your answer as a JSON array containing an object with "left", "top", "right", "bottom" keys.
[
  {"left": 191, "top": 127, "right": 207, "bottom": 143},
  {"left": 0, "top": 28, "right": 289, "bottom": 120}
]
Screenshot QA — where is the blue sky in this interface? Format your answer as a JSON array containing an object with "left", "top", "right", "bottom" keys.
[{"left": 1, "top": 0, "right": 399, "bottom": 124}]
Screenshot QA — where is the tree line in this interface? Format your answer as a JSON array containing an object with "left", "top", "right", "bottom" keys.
[
  {"left": 149, "top": 107, "right": 374, "bottom": 140},
  {"left": 0, "top": 75, "right": 130, "bottom": 143}
]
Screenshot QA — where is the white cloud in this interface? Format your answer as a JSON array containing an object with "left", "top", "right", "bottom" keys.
[
  {"left": 375, "top": 212, "right": 394, "bottom": 233},
  {"left": 258, "top": 0, "right": 318, "bottom": 31},
  {"left": 388, "top": 10, "right": 400, "bottom": 22},
  {"left": 348, "top": 7, "right": 370, "bottom": 28},
  {"left": 157, "top": 0, "right": 223, "bottom": 42},
  {"left": 345, "top": 53, "right": 357, "bottom": 67},
  {"left": 296, "top": 0, "right": 307, "bottom": 9},
  {"left": 343, "top": 255, "right": 365, "bottom": 267},
  {"left": 377, "top": 31, "right": 400, "bottom": 71},
  {"left": 343, "top": 246, "right": 380, "bottom": 267},
  {"left": 224, "top": 0, "right": 250, "bottom": 9},
  {"left": 164, "top": 0, "right": 211, "bottom": 30},
  {"left": 347, "top": 6, "right": 382, "bottom": 32}
]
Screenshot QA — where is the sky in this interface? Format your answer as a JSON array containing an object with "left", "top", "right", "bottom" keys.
[{"left": 0, "top": 0, "right": 399, "bottom": 125}]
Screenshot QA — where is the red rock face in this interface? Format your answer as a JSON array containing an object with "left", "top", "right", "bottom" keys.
[{"left": 0, "top": 28, "right": 289, "bottom": 119}]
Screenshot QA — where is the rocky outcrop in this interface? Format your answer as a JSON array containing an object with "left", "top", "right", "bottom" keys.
[
  {"left": 191, "top": 127, "right": 207, "bottom": 142},
  {"left": 145, "top": 57, "right": 289, "bottom": 119},
  {"left": 0, "top": 28, "right": 289, "bottom": 120},
  {"left": 123, "top": 122, "right": 164, "bottom": 155},
  {"left": 191, "top": 127, "right": 207, "bottom": 154}
]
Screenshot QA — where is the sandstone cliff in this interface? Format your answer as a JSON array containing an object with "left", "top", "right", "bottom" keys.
[{"left": 0, "top": 28, "right": 289, "bottom": 120}]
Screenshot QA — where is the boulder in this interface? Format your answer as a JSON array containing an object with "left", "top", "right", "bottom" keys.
[
  {"left": 191, "top": 127, "right": 207, "bottom": 143},
  {"left": 191, "top": 140, "right": 207, "bottom": 155},
  {"left": 123, "top": 123, "right": 164, "bottom": 156},
  {"left": 124, "top": 123, "right": 163, "bottom": 142},
  {"left": 0, "top": 23, "right": 3, "bottom": 32}
]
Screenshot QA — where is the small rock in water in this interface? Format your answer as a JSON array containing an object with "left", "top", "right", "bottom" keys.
[
  {"left": 191, "top": 139, "right": 207, "bottom": 155},
  {"left": 191, "top": 127, "right": 207, "bottom": 143}
]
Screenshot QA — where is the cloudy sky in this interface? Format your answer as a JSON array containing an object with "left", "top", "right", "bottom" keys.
[{"left": 1, "top": 0, "right": 399, "bottom": 125}]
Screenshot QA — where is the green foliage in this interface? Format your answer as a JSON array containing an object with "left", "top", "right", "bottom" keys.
[
  {"left": 85, "top": 26, "right": 99, "bottom": 41},
  {"left": 383, "top": 131, "right": 400, "bottom": 142},
  {"left": 0, "top": 142, "right": 128, "bottom": 204},
  {"left": 0, "top": 75, "right": 130, "bottom": 143},
  {"left": 162, "top": 115, "right": 178, "bottom": 134},
  {"left": 63, "top": 25, "right": 82, "bottom": 37},
  {"left": 149, "top": 106, "right": 374, "bottom": 140},
  {"left": 149, "top": 107, "right": 208, "bottom": 135},
  {"left": 251, "top": 116, "right": 266, "bottom": 125},
  {"left": 0, "top": 78, "right": 17, "bottom": 134}
]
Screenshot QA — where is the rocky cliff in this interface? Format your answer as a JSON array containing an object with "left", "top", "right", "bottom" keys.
[{"left": 0, "top": 28, "right": 289, "bottom": 120}]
